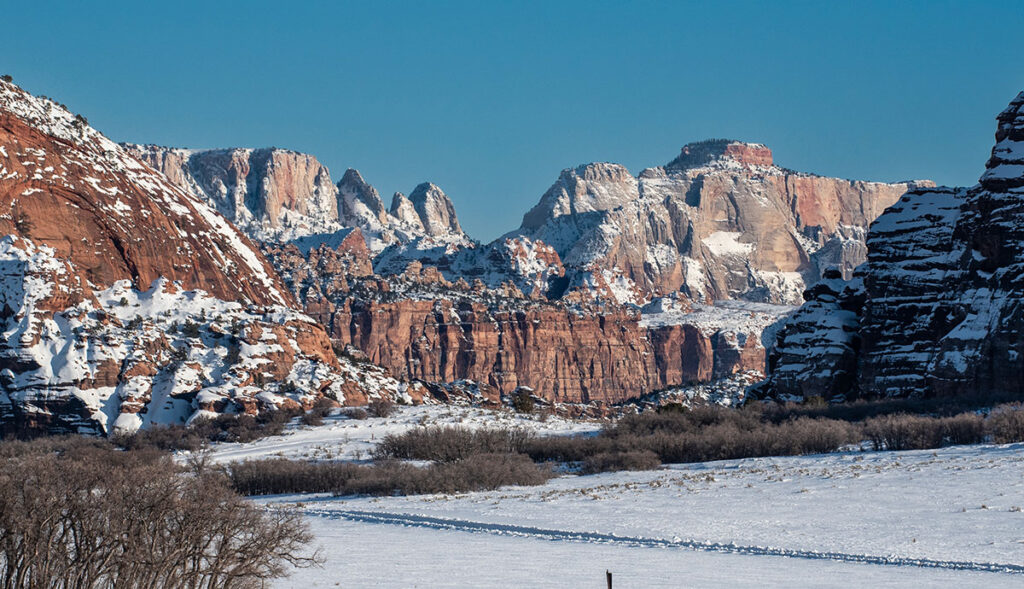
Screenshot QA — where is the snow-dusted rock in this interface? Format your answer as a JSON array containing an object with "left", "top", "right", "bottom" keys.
[
  {"left": 0, "top": 80, "right": 402, "bottom": 434},
  {"left": 408, "top": 182, "right": 463, "bottom": 237},
  {"left": 510, "top": 139, "right": 930, "bottom": 305},
  {"left": 126, "top": 144, "right": 470, "bottom": 253},
  {"left": 764, "top": 89, "right": 1024, "bottom": 401}
]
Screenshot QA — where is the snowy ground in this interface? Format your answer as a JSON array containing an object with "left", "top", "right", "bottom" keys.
[{"left": 208, "top": 407, "right": 1024, "bottom": 587}]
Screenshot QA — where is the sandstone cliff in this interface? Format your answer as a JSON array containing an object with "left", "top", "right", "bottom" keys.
[{"left": 265, "top": 240, "right": 785, "bottom": 404}]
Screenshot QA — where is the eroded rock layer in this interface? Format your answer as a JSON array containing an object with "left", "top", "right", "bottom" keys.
[{"left": 265, "top": 241, "right": 781, "bottom": 403}]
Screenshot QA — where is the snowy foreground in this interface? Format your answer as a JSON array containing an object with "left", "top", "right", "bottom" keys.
[{"left": 207, "top": 407, "right": 1024, "bottom": 588}]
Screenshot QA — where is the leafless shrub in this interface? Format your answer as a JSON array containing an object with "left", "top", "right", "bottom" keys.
[
  {"left": 942, "top": 413, "right": 986, "bottom": 446},
  {"left": 524, "top": 416, "right": 856, "bottom": 468},
  {"left": 229, "top": 453, "right": 552, "bottom": 497},
  {"left": 230, "top": 458, "right": 361, "bottom": 496},
  {"left": 374, "top": 426, "right": 534, "bottom": 463},
  {"left": 863, "top": 414, "right": 945, "bottom": 451},
  {"left": 987, "top": 404, "right": 1024, "bottom": 444},
  {"left": 581, "top": 450, "right": 660, "bottom": 474},
  {"left": 301, "top": 398, "right": 336, "bottom": 427},
  {"left": 343, "top": 407, "right": 369, "bottom": 420}
]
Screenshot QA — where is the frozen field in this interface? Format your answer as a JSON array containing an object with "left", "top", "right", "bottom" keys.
[{"left": 208, "top": 407, "right": 1024, "bottom": 587}]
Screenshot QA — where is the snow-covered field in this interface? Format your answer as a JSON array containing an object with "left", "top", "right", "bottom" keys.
[{"left": 208, "top": 407, "right": 1024, "bottom": 587}]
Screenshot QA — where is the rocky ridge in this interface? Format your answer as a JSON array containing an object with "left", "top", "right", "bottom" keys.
[
  {"left": 134, "top": 137, "right": 926, "bottom": 404},
  {"left": 120, "top": 105, "right": 928, "bottom": 405},
  {"left": 264, "top": 241, "right": 787, "bottom": 403}
]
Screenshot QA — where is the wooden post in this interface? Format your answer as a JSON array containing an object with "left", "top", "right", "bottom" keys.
[{"left": 606, "top": 570, "right": 612, "bottom": 589}]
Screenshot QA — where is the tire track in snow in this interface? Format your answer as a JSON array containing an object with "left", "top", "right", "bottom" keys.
[{"left": 308, "top": 509, "right": 1024, "bottom": 575}]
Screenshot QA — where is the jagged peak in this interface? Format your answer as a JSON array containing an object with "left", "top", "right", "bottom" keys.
[
  {"left": 666, "top": 139, "right": 773, "bottom": 170},
  {"left": 340, "top": 167, "right": 369, "bottom": 187},
  {"left": 408, "top": 182, "right": 463, "bottom": 236},
  {"left": 389, "top": 191, "right": 424, "bottom": 231},
  {"left": 389, "top": 191, "right": 409, "bottom": 210},
  {"left": 408, "top": 181, "right": 445, "bottom": 200}
]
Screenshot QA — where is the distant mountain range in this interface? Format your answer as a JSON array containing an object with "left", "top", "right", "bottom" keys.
[{"left": 7, "top": 74, "right": 994, "bottom": 434}]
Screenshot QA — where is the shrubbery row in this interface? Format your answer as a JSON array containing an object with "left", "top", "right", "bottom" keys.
[{"left": 229, "top": 453, "right": 552, "bottom": 496}]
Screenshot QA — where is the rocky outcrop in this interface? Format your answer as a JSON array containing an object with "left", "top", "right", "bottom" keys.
[
  {"left": 511, "top": 140, "right": 931, "bottom": 305},
  {"left": 0, "top": 80, "right": 401, "bottom": 434},
  {"left": 127, "top": 145, "right": 341, "bottom": 242},
  {"left": 1, "top": 85, "right": 291, "bottom": 308},
  {"left": 764, "top": 90, "right": 1024, "bottom": 402},
  {"left": 761, "top": 270, "right": 864, "bottom": 401}
]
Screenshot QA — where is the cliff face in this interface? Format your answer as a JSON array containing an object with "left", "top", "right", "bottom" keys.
[
  {"left": 511, "top": 140, "right": 930, "bottom": 305},
  {"left": 266, "top": 240, "right": 782, "bottom": 404},
  {"left": 321, "top": 297, "right": 772, "bottom": 404},
  {"left": 0, "top": 80, "right": 399, "bottom": 434},
  {"left": 125, "top": 124, "right": 924, "bottom": 404},
  {"left": 765, "top": 90, "right": 1024, "bottom": 401}
]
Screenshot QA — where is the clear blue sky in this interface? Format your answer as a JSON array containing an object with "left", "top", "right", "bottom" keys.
[{"left": 5, "top": 1, "right": 1023, "bottom": 241}]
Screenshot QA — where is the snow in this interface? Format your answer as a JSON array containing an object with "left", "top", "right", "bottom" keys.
[
  {"left": 703, "top": 231, "right": 754, "bottom": 257},
  {"left": 255, "top": 439, "right": 1024, "bottom": 587},
  {"left": 641, "top": 298, "right": 793, "bottom": 336},
  {"left": 0, "top": 233, "right": 397, "bottom": 434}
]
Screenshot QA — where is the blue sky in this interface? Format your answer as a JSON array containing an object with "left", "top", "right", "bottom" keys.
[{"left": 4, "top": 1, "right": 1023, "bottom": 240}]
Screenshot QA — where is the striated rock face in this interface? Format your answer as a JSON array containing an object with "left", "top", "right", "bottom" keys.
[
  {"left": 765, "top": 90, "right": 1024, "bottom": 401},
  {"left": 0, "top": 80, "right": 401, "bottom": 434},
  {"left": 125, "top": 144, "right": 468, "bottom": 252},
  {"left": 127, "top": 145, "right": 341, "bottom": 242},
  {"left": 1, "top": 85, "right": 291, "bottom": 308},
  {"left": 511, "top": 140, "right": 931, "bottom": 305},
  {"left": 857, "top": 187, "right": 968, "bottom": 397},
  {"left": 319, "top": 297, "right": 773, "bottom": 404}
]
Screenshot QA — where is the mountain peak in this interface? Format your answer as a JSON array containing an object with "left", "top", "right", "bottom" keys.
[
  {"left": 408, "top": 182, "right": 463, "bottom": 236},
  {"left": 337, "top": 167, "right": 387, "bottom": 221},
  {"left": 666, "top": 139, "right": 773, "bottom": 170}
]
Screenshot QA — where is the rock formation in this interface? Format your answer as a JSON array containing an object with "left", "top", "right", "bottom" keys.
[
  {"left": 127, "top": 144, "right": 469, "bottom": 253},
  {"left": 0, "top": 80, "right": 401, "bottom": 434},
  {"left": 511, "top": 139, "right": 932, "bottom": 305},
  {"left": 764, "top": 90, "right": 1024, "bottom": 401},
  {"left": 123, "top": 109, "right": 930, "bottom": 405},
  {"left": 265, "top": 239, "right": 787, "bottom": 404}
]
